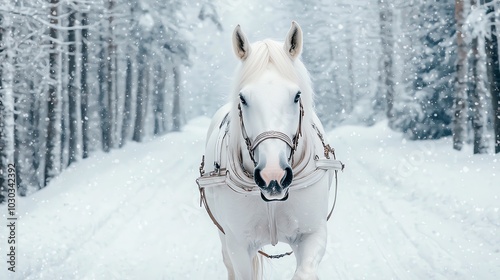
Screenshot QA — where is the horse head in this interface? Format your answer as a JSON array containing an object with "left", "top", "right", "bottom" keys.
[{"left": 232, "top": 22, "right": 305, "bottom": 202}]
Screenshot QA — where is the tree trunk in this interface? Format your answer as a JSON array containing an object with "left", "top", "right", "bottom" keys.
[
  {"left": 470, "top": 8, "right": 490, "bottom": 154},
  {"left": 0, "top": 13, "right": 16, "bottom": 202},
  {"left": 14, "top": 88, "right": 40, "bottom": 196},
  {"left": 14, "top": 81, "right": 42, "bottom": 195},
  {"left": 98, "top": 34, "right": 110, "bottom": 152},
  {"left": 374, "top": 47, "right": 386, "bottom": 113},
  {"left": 453, "top": 0, "right": 469, "bottom": 151},
  {"left": 346, "top": 36, "right": 354, "bottom": 114},
  {"left": 28, "top": 82, "right": 41, "bottom": 192},
  {"left": 144, "top": 63, "right": 151, "bottom": 133},
  {"left": 67, "top": 10, "right": 80, "bottom": 165},
  {"left": 80, "top": 12, "right": 90, "bottom": 158},
  {"left": 121, "top": 56, "right": 133, "bottom": 147},
  {"left": 378, "top": 0, "right": 395, "bottom": 126},
  {"left": 172, "top": 66, "right": 182, "bottom": 132},
  {"left": 133, "top": 43, "right": 147, "bottom": 142},
  {"left": 154, "top": 63, "right": 166, "bottom": 135},
  {"left": 60, "top": 54, "right": 68, "bottom": 168},
  {"left": 45, "top": 0, "right": 62, "bottom": 186},
  {"left": 107, "top": 0, "right": 116, "bottom": 149},
  {"left": 121, "top": 4, "right": 136, "bottom": 147},
  {"left": 485, "top": 0, "right": 500, "bottom": 153}
]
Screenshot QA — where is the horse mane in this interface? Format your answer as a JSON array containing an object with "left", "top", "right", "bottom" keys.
[{"left": 229, "top": 39, "right": 316, "bottom": 149}]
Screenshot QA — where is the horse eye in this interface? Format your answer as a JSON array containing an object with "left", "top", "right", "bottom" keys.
[
  {"left": 294, "top": 91, "right": 301, "bottom": 103},
  {"left": 239, "top": 94, "right": 247, "bottom": 106}
]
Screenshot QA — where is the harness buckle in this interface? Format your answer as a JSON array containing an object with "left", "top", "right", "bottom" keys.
[
  {"left": 209, "top": 168, "right": 227, "bottom": 177},
  {"left": 324, "top": 144, "right": 334, "bottom": 159}
]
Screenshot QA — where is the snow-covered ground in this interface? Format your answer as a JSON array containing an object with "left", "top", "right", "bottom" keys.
[{"left": 1, "top": 117, "right": 499, "bottom": 279}]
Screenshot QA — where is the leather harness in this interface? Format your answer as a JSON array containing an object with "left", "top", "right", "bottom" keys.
[{"left": 196, "top": 105, "right": 344, "bottom": 236}]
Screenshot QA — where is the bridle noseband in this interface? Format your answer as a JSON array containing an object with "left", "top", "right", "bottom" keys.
[{"left": 238, "top": 100, "right": 304, "bottom": 165}]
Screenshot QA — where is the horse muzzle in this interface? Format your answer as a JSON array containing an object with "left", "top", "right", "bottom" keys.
[
  {"left": 254, "top": 166, "right": 293, "bottom": 202},
  {"left": 260, "top": 182, "right": 289, "bottom": 201}
]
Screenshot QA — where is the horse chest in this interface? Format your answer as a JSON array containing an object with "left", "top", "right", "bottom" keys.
[{"left": 214, "top": 188, "right": 326, "bottom": 244}]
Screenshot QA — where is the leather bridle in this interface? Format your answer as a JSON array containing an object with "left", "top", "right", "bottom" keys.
[{"left": 238, "top": 99, "right": 304, "bottom": 165}]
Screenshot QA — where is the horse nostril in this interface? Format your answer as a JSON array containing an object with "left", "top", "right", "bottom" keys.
[
  {"left": 254, "top": 167, "right": 266, "bottom": 187},
  {"left": 280, "top": 166, "right": 293, "bottom": 188}
]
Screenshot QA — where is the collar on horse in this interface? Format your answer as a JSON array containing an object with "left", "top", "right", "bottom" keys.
[{"left": 196, "top": 109, "right": 344, "bottom": 236}]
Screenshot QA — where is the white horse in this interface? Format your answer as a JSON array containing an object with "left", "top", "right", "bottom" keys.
[{"left": 197, "top": 22, "right": 343, "bottom": 280}]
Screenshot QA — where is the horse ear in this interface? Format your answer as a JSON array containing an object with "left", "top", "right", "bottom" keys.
[
  {"left": 232, "top": 25, "right": 251, "bottom": 61},
  {"left": 284, "top": 21, "right": 303, "bottom": 60}
]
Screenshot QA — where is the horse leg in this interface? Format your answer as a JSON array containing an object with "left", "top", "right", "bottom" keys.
[
  {"left": 219, "top": 232, "right": 236, "bottom": 280},
  {"left": 290, "top": 225, "right": 327, "bottom": 280},
  {"left": 225, "top": 236, "right": 258, "bottom": 280}
]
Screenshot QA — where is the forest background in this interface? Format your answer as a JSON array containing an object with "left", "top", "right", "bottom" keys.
[{"left": 0, "top": 0, "right": 499, "bottom": 201}]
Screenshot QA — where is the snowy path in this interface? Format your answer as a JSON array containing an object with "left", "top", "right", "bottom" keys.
[
  {"left": 328, "top": 124, "right": 499, "bottom": 279},
  {"left": 1, "top": 117, "right": 499, "bottom": 279}
]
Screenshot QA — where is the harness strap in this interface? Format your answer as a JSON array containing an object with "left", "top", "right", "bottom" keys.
[
  {"left": 224, "top": 161, "right": 341, "bottom": 194},
  {"left": 314, "top": 124, "right": 345, "bottom": 221},
  {"left": 258, "top": 249, "right": 293, "bottom": 259},
  {"left": 213, "top": 113, "right": 230, "bottom": 171},
  {"left": 326, "top": 170, "right": 338, "bottom": 221},
  {"left": 199, "top": 186, "right": 225, "bottom": 234},
  {"left": 315, "top": 158, "right": 344, "bottom": 170}
]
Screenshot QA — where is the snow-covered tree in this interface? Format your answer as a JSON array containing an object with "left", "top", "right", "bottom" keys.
[
  {"left": 0, "top": 12, "right": 16, "bottom": 202},
  {"left": 120, "top": 0, "right": 138, "bottom": 147},
  {"left": 378, "top": 0, "right": 396, "bottom": 127},
  {"left": 392, "top": 0, "right": 456, "bottom": 140},
  {"left": 453, "top": 0, "right": 470, "bottom": 151},
  {"left": 0, "top": 0, "right": 210, "bottom": 196},
  {"left": 67, "top": 5, "right": 81, "bottom": 166},
  {"left": 485, "top": 0, "right": 500, "bottom": 153},
  {"left": 45, "top": 0, "right": 63, "bottom": 185},
  {"left": 80, "top": 10, "right": 90, "bottom": 158},
  {"left": 106, "top": 0, "right": 117, "bottom": 149},
  {"left": 468, "top": 0, "right": 490, "bottom": 154}
]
